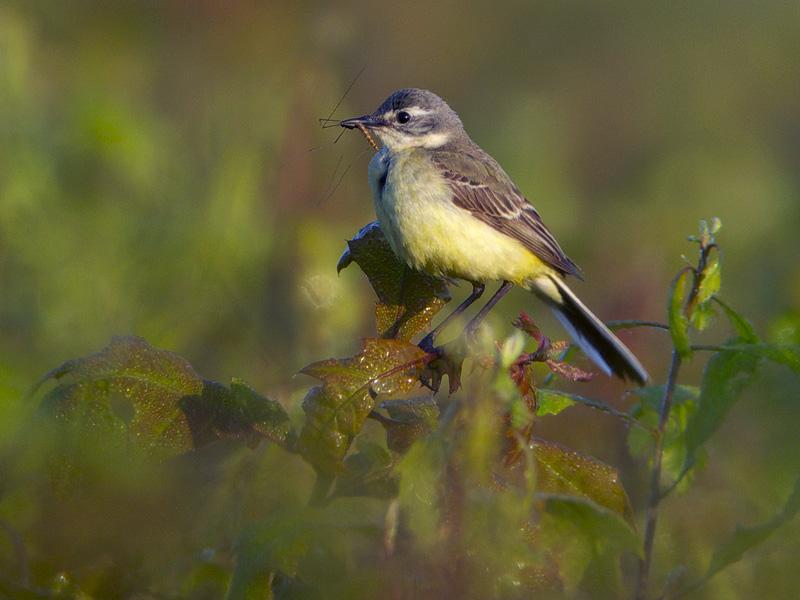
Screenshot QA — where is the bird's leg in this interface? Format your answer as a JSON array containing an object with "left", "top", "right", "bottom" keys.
[
  {"left": 464, "top": 280, "right": 514, "bottom": 341},
  {"left": 418, "top": 282, "right": 485, "bottom": 353}
]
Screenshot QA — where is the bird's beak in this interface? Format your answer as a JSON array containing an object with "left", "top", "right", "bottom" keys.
[{"left": 339, "top": 114, "right": 385, "bottom": 129}]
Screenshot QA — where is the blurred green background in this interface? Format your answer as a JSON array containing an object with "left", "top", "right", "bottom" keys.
[{"left": 1, "top": 0, "right": 799, "bottom": 597}]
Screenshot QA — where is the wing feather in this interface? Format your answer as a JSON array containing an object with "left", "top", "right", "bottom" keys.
[{"left": 433, "top": 150, "right": 582, "bottom": 278}]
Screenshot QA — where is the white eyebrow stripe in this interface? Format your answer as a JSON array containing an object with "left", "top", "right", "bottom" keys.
[{"left": 404, "top": 106, "right": 432, "bottom": 117}]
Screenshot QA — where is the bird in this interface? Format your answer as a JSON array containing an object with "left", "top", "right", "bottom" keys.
[{"left": 339, "top": 88, "right": 648, "bottom": 385}]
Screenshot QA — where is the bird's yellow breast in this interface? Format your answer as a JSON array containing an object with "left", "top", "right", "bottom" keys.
[{"left": 368, "top": 148, "right": 550, "bottom": 285}]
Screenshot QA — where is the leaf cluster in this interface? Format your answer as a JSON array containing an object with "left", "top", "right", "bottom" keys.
[{"left": 1, "top": 219, "right": 798, "bottom": 599}]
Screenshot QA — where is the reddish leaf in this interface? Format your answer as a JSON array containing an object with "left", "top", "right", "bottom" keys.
[
  {"left": 338, "top": 222, "right": 450, "bottom": 340},
  {"left": 298, "top": 338, "right": 427, "bottom": 474}
]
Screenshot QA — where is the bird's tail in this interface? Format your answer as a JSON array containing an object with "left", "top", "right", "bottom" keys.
[{"left": 530, "top": 274, "right": 649, "bottom": 385}]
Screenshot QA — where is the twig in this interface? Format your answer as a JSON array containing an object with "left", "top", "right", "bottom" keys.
[
  {"left": 607, "top": 320, "right": 670, "bottom": 331},
  {"left": 690, "top": 344, "right": 730, "bottom": 352},
  {"left": 309, "top": 474, "right": 335, "bottom": 507},
  {"left": 540, "top": 346, "right": 573, "bottom": 387},
  {"left": 636, "top": 349, "right": 682, "bottom": 599},
  {"left": 636, "top": 226, "right": 717, "bottom": 599},
  {"left": 549, "top": 390, "right": 655, "bottom": 433}
]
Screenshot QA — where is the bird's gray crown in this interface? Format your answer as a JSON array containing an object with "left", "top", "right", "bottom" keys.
[{"left": 374, "top": 88, "right": 447, "bottom": 114}]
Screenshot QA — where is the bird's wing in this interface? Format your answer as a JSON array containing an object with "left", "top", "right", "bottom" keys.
[{"left": 432, "top": 148, "right": 582, "bottom": 278}]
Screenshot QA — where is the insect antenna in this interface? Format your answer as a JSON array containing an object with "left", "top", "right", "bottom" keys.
[
  {"left": 316, "top": 146, "right": 371, "bottom": 206},
  {"left": 318, "top": 63, "right": 367, "bottom": 128}
]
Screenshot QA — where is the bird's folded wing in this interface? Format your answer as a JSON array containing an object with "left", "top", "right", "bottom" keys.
[{"left": 432, "top": 149, "right": 582, "bottom": 278}]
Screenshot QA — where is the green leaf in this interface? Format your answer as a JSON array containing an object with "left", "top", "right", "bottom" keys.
[
  {"left": 714, "top": 297, "right": 759, "bottom": 343},
  {"left": 694, "top": 254, "right": 721, "bottom": 306},
  {"left": 668, "top": 269, "right": 692, "bottom": 358},
  {"left": 337, "top": 221, "right": 450, "bottom": 340},
  {"left": 532, "top": 439, "right": 634, "bottom": 522},
  {"left": 536, "top": 389, "right": 575, "bottom": 416},
  {"left": 686, "top": 476, "right": 800, "bottom": 593},
  {"left": 38, "top": 336, "right": 204, "bottom": 455},
  {"left": 682, "top": 348, "right": 761, "bottom": 475},
  {"left": 537, "top": 494, "right": 641, "bottom": 594},
  {"left": 629, "top": 384, "right": 701, "bottom": 413},
  {"left": 297, "top": 338, "right": 427, "bottom": 474},
  {"left": 673, "top": 318, "right": 799, "bottom": 484},
  {"left": 376, "top": 396, "right": 439, "bottom": 454},
  {"left": 690, "top": 299, "right": 717, "bottom": 331},
  {"left": 333, "top": 441, "right": 398, "bottom": 499},
  {"left": 396, "top": 434, "right": 447, "bottom": 549},
  {"left": 36, "top": 336, "right": 293, "bottom": 457},
  {"left": 754, "top": 343, "right": 800, "bottom": 373},
  {"left": 180, "top": 378, "right": 295, "bottom": 450},
  {"left": 702, "top": 343, "right": 800, "bottom": 374},
  {"left": 628, "top": 385, "right": 700, "bottom": 489},
  {"left": 228, "top": 511, "right": 316, "bottom": 599},
  {"left": 229, "top": 500, "right": 386, "bottom": 599}
]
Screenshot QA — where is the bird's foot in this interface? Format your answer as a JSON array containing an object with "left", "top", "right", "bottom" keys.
[{"left": 418, "top": 339, "right": 466, "bottom": 395}]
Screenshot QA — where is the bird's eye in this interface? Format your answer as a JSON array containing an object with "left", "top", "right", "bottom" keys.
[{"left": 396, "top": 111, "right": 411, "bottom": 124}]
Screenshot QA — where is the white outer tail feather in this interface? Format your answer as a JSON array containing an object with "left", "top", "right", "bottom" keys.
[
  {"left": 551, "top": 309, "right": 614, "bottom": 377},
  {"left": 530, "top": 274, "right": 649, "bottom": 384}
]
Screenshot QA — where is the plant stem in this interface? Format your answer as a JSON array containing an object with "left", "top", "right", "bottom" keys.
[
  {"left": 636, "top": 349, "right": 682, "bottom": 600},
  {"left": 607, "top": 320, "right": 670, "bottom": 331},
  {"left": 690, "top": 344, "right": 730, "bottom": 352},
  {"left": 636, "top": 226, "right": 720, "bottom": 599},
  {"left": 308, "top": 473, "right": 334, "bottom": 507}
]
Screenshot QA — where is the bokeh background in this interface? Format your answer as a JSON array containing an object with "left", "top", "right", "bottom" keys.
[{"left": 1, "top": 0, "right": 799, "bottom": 597}]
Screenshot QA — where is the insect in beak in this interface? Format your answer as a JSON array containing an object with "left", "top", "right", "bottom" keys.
[{"left": 355, "top": 122, "right": 380, "bottom": 151}]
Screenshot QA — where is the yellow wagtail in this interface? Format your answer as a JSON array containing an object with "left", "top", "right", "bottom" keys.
[{"left": 340, "top": 88, "right": 648, "bottom": 384}]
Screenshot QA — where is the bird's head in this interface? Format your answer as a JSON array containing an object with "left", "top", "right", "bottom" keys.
[{"left": 340, "top": 88, "right": 466, "bottom": 152}]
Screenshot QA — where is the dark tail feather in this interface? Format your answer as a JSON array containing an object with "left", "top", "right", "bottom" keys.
[{"left": 531, "top": 274, "right": 649, "bottom": 385}]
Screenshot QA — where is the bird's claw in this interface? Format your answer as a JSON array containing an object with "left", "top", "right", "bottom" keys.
[{"left": 418, "top": 339, "right": 467, "bottom": 394}]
